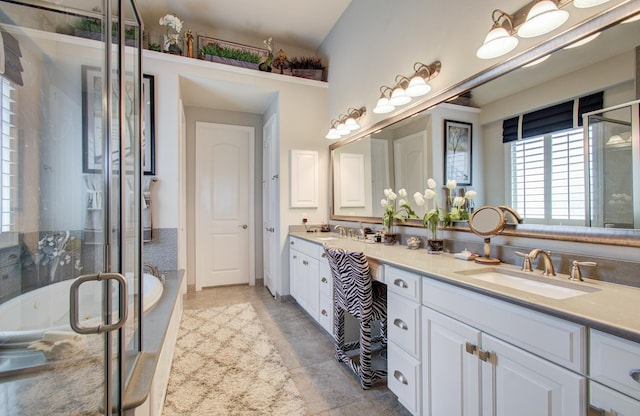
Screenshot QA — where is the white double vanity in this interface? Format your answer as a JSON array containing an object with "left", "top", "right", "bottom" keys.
[{"left": 289, "top": 232, "right": 640, "bottom": 416}]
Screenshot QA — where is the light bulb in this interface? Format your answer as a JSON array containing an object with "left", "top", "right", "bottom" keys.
[
  {"left": 573, "top": 0, "right": 611, "bottom": 8},
  {"left": 344, "top": 117, "right": 360, "bottom": 131},
  {"left": 325, "top": 128, "right": 341, "bottom": 139},
  {"left": 389, "top": 87, "right": 411, "bottom": 106}
]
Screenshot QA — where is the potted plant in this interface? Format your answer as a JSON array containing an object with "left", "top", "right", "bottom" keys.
[
  {"left": 381, "top": 188, "right": 417, "bottom": 245},
  {"left": 73, "top": 9, "right": 137, "bottom": 46},
  {"left": 414, "top": 179, "right": 446, "bottom": 253},
  {"left": 287, "top": 56, "right": 325, "bottom": 81},
  {"left": 199, "top": 42, "right": 262, "bottom": 70}
]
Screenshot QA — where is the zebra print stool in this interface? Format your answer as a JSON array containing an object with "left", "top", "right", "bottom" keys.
[{"left": 324, "top": 246, "right": 387, "bottom": 389}]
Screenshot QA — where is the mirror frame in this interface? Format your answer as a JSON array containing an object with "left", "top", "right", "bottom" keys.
[{"left": 330, "top": 1, "right": 640, "bottom": 248}]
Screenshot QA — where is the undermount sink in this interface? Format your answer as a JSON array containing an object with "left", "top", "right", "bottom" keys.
[
  {"left": 316, "top": 236, "right": 339, "bottom": 241},
  {"left": 454, "top": 267, "right": 600, "bottom": 300}
]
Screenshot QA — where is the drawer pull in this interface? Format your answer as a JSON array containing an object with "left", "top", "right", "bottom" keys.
[
  {"left": 393, "top": 279, "right": 408, "bottom": 289},
  {"left": 478, "top": 349, "right": 492, "bottom": 362},
  {"left": 321, "top": 277, "right": 328, "bottom": 283},
  {"left": 393, "top": 318, "right": 408, "bottom": 331},
  {"left": 630, "top": 369, "right": 640, "bottom": 384},
  {"left": 465, "top": 342, "right": 476, "bottom": 355},
  {"left": 588, "top": 405, "right": 605, "bottom": 416},
  {"left": 393, "top": 370, "right": 408, "bottom": 385},
  {"left": 321, "top": 309, "right": 328, "bottom": 316}
]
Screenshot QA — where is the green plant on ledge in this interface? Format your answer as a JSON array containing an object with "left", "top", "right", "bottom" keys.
[
  {"left": 288, "top": 56, "right": 325, "bottom": 70},
  {"left": 199, "top": 43, "right": 262, "bottom": 63}
]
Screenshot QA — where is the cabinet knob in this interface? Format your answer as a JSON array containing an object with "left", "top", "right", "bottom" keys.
[
  {"left": 393, "top": 279, "right": 408, "bottom": 289},
  {"left": 321, "top": 309, "right": 328, "bottom": 316},
  {"left": 302, "top": 260, "right": 309, "bottom": 266},
  {"left": 393, "top": 318, "right": 408, "bottom": 331},
  {"left": 290, "top": 241, "right": 294, "bottom": 245},
  {"left": 630, "top": 369, "right": 640, "bottom": 384},
  {"left": 393, "top": 370, "right": 408, "bottom": 385},
  {"left": 465, "top": 342, "right": 477, "bottom": 355},
  {"left": 321, "top": 277, "right": 328, "bottom": 283}
]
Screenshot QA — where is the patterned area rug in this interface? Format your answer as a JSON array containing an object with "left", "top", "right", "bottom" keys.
[{"left": 163, "top": 303, "right": 307, "bottom": 415}]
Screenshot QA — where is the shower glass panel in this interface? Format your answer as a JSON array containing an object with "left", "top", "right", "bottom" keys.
[
  {"left": 585, "top": 101, "right": 640, "bottom": 229},
  {"left": 0, "top": 1, "right": 142, "bottom": 414}
]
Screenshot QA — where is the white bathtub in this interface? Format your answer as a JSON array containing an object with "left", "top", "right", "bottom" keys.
[{"left": 0, "top": 273, "right": 163, "bottom": 348}]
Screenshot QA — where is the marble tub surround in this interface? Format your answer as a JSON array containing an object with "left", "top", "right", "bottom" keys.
[{"left": 290, "top": 231, "right": 640, "bottom": 343}]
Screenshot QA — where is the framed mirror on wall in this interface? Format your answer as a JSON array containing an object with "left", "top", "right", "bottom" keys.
[{"left": 329, "top": 2, "right": 640, "bottom": 247}]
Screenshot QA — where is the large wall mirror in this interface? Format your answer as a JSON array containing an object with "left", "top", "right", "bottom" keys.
[{"left": 330, "top": 3, "right": 640, "bottom": 246}]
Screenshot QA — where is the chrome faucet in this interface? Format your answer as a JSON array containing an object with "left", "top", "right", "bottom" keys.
[
  {"left": 528, "top": 249, "right": 556, "bottom": 276},
  {"left": 334, "top": 225, "right": 346, "bottom": 238}
]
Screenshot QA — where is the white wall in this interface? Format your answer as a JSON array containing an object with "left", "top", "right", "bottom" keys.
[
  {"left": 318, "top": 0, "right": 623, "bottom": 132},
  {"left": 143, "top": 51, "right": 327, "bottom": 294}
]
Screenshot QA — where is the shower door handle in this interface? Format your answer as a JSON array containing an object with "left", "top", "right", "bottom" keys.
[{"left": 70, "top": 273, "right": 128, "bottom": 335}]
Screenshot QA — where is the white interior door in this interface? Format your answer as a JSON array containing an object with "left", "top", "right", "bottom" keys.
[
  {"left": 394, "top": 132, "right": 426, "bottom": 194},
  {"left": 195, "top": 122, "right": 253, "bottom": 289},
  {"left": 263, "top": 114, "right": 278, "bottom": 296}
]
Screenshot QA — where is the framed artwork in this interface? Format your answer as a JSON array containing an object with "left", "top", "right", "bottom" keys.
[
  {"left": 82, "top": 66, "right": 155, "bottom": 175},
  {"left": 444, "top": 119, "right": 472, "bottom": 185},
  {"left": 196, "top": 35, "right": 269, "bottom": 61}
]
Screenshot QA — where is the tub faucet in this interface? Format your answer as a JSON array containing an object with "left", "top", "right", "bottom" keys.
[{"left": 528, "top": 249, "right": 556, "bottom": 276}]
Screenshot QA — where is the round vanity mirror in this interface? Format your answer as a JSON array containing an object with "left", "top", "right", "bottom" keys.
[{"left": 468, "top": 206, "right": 506, "bottom": 264}]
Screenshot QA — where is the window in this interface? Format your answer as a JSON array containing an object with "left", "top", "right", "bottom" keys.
[
  {"left": 509, "top": 127, "right": 587, "bottom": 225},
  {"left": 0, "top": 76, "right": 17, "bottom": 232}
]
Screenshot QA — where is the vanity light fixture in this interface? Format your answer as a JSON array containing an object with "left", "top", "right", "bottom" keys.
[
  {"left": 325, "top": 107, "right": 366, "bottom": 139},
  {"left": 476, "top": 10, "right": 519, "bottom": 59},
  {"left": 517, "top": 0, "right": 569, "bottom": 38},
  {"left": 573, "top": 0, "right": 611, "bottom": 8},
  {"left": 522, "top": 54, "right": 551, "bottom": 67},
  {"left": 373, "top": 86, "right": 396, "bottom": 114},
  {"left": 477, "top": 0, "right": 572, "bottom": 60},
  {"left": 325, "top": 120, "right": 342, "bottom": 139},
  {"left": 406, "top": 61, "right": 441, "bottom": 97},
  {"left": 563, "top": 31, "right": 600, "bottom": 49},
  {"left": 389, "top": 76, "right": 412, "bottom": 106}
]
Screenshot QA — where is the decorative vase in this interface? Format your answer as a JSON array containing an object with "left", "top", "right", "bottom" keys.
[
  {"left": 427, "top": 239, "right": 444, "bottom": 254},
  {"left": 407, "top": 236, "right": 422, "bottom": 250},
  {"left": 163, "top": 32, "right": 182, "bottom": 55},
  {"left": 383, "top": 233, "right": 397, "bottom": 245}
]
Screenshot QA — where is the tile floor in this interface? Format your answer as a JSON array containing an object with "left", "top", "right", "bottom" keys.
[{"left": 182, "top": 284, "right": 413, "bottom": 416}]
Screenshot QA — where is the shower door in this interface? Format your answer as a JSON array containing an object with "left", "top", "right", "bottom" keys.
[{"left": 0, "top": 1, "right": 143, "bottom": 415}]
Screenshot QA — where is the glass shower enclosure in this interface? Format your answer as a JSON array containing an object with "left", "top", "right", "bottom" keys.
[
  {"left": 0, "top": 1, "right": 143, "bottom": 414},
  {"left": 584, "top": 100, "right": 640, "bottom": 229}
]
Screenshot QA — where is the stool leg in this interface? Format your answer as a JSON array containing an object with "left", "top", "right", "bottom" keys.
[
  {"left": 334, "top": 307, "right": 345, "bottom": 362},
  {"left": 359, "top": 320, "right": 373, "bottom": 389},
  {"left": 380, "top": 318, "right": 387, "bottom": 348}
]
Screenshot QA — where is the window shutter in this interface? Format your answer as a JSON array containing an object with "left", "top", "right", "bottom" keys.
[
  {"left": 522, "top": 100, "right": 574, "bottom": 139},
  {"left": 502, "top": 116, "right": 519, "bottom": 143}
]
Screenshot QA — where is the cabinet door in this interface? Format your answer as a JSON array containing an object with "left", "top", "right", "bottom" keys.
[
  {"left": 422, "top": 307, "right": 482, "bottom": 416},
  {"left": 590, "top": 381, "right": 640, "bottom": 416},
  {"left": 289, "top": 248, "right": 301, "bottom": 301},
  {"left": 300, "top": 254, "right": 319, "bottom": 319},
  {"left": 481, "top": 335, "right": 585, "bottom": 416}
]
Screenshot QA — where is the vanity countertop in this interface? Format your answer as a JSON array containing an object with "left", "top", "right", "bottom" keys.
[{"left": 289, "top": 231, "right": 640, "bottom": 343}]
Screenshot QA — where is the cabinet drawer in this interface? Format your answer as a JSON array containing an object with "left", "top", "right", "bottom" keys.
[
  {"left": 590, "top": 381, "right": 640, "bottom": 416},
  {"left": 423, "top": 278, "right": 586, "bottom": 373},
  {"left": 318, "top": 294, "right": 333, "bottom": 335},
  {"left": 319, "top": 258, "right": 332, "bottom": 298},
  {"left": 388, "top": 341, "right": 420, "bottom": 416},
  {"left": 590, "top": 329, "right": 640, "bottom": 401},
  {"left": 388, "top": 291, "right": 420, "bottom": 358},
  {"left": 386, "top": 266, "right": 421, "bottom": 302},
  {"left": 289, "top": 237, "right": 320, "bottom": 258}
]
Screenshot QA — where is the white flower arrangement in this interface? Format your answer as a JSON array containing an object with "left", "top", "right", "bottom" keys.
[{"left": 159, "top": 14, "right": 183, "bottom": 33}]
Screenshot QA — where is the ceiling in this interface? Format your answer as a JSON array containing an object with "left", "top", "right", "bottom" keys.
[{"left": 134, "top": 0, "right": 352, "bottom": 51}]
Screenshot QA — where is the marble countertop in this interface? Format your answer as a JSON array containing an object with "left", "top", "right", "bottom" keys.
[{"left": 290, "top": 231, "right": 640, "bottom": 343}]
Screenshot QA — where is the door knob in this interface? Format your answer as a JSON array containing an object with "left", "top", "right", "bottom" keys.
[{"left": 240, "top": 224, "right": 248, "bottom": 229}]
